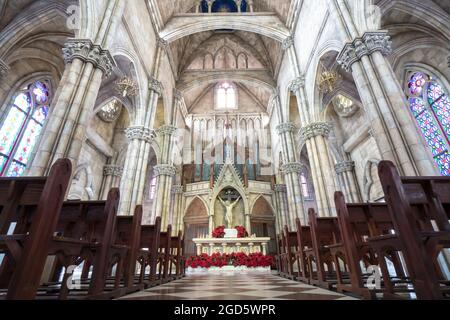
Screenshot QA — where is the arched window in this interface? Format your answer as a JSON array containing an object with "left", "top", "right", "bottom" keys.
[
  {"left": 0, "top": 80, "right": 51, "bottom": 177},
  {"left": 149, "top": 176, "right": 157, "bottom": 200},
  {"left": 407, "top": 72, "right": 450, "bottom": 176},
  {"left": 300, "top": 172, "right": 311, "bottom": 199},
  {"left": 215, "top": 82, "right": 237, "bottom": 110}
]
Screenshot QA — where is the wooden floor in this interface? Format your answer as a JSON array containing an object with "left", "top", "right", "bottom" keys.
[{"left": 119, "top": 272, "right": 358, "bottom": 300}]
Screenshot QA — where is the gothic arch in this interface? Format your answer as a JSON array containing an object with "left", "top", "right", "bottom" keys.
[
  {"left": 251, "top": 195, "right": 275, "bottom": 218},
  {"left": 184, "top": 196, "right": 210, "bottom": 221},
  {"left": 69, "top": 163, "right": 95, "bottom": 200}
]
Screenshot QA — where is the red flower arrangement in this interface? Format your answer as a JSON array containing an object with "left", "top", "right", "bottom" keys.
[
  {"left": 235, "top": 226, "right": 248, "bottom": 238},
  {"left": 212, "top": 226, "right": 226, "bottom": 238},
  {"left": 186, "top": 252, "right": 274, "bottom": 269}
]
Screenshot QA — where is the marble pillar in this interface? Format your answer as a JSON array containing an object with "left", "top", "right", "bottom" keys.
[
  {"left": 102, "top": 165, "right": 123, "bottom": 200},
  {"left": 330, "top": 0, "right": 431, "bottom": 176},
  {"left": 300, "top": 122, "right": 338, "bottom": 217},
  {"left": 274, "top": 184, "right": 289, "bottom": 231},
  {"left": 152, "top": 164, "right": 177, "bottom": 231},
  {"left": 335, "top": 160, "right": 361, "bottom": 203},
  {"left": 171, "top": 185, "right": 184, "bottom": 235}
]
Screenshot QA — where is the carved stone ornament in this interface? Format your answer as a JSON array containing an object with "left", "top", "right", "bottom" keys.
[
  {"left": 276, "top": 122, "right": 296, "bottom": 135},
  {"left": 125, "top": 126, "right": 156, "bottom": 142},
  {"left": 153, "top": 164, "right": 176, "bottom": 177},
  {"left": 149, "top": 76, "right": 162, "bottom": 95},
  {"left": 281, "top": 162, "right": 305, "bottom": 175},
  {"left": 172, "top": 185, "right": 184, "bottom": 194},
  {"left": 282, "top": 35, "right": 294, "bottom": 51},
  {"left": 274, "top": 184, "right": 287, "bottom": 193},
  {"left": 335, "top": 161, "right": 355, "bottom": 174},
  {"left": 157, "top": 125, "right": 178, "bottom": 137},
  {"left": 289, "top": 76, "right": 306, "bottom": 93},
  {"left": 337, "top": 31, "right": 392, "bottom": 72},
  {"left": 300, "top": 122, "right": 332, "bottom": 140},
  {"left": 103, "top": 165, "right": 124, "bottom": 177},
  {"left": 62, "top": 39, "right": 115, "bottom": 77}
]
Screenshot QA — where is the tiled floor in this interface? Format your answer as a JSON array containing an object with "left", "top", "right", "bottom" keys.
[{"left": 119, "top": 272, "right": 358, "bottom": 300}]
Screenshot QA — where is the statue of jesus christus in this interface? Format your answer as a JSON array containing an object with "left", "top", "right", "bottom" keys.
[{"left": 218, "top": 196, "right": 241, "bottom": 229}]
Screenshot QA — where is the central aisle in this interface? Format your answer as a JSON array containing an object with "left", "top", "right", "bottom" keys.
[{"left": 119, "top": 273, "right": 357, "bottom": 300}]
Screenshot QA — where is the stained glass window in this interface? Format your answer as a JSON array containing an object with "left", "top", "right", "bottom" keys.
[
  {"left": 0, "top": 80, "right": 51, "bottom": 176},
  {"left": 407, "top": 72, "right": 450, "bottom": 176},
  {"left": 215, "top": 82, "right": 237, "bottom": 110}
]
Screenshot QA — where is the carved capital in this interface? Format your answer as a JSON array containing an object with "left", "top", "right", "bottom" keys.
[
  {"left": 172, "top": 185, "right": 184, "bottom": 194},
  {"left": 62, "top": 39, "right": 115, "bottom": 77},
  {"left": 158, "top": 37, "right": 169, "bottom": 51},
  {"left": 103, "top": 165, "right": 124, "bottom": 177},
  {"left": 282, "top": 36, "right": 294, "bottom": 51},
  {"left": 149, "top": 76, "right": 162, "bottom": 95},
  {"left": 274, "top": 184, "right": 287, "bottom": 193},
  {"left": 276, "top": 122, "right": 296, "bottom": 135},
  {"left": 125, "top": 126, "right": 156, "bottom": 142},
  {"left": 174, "top": 89, "right": 183, "bottom": 103},
  {"left": 335, "top": 161, "right": 355, "bottom": 174},
  {"left": 281, "top": 162, "right": 305, "bottom": 175},
  {"left": 289, "top": 76, "right": 305, "bottom": 93},
  {"left": 0, "top": 59, "right": 9, "bottom": 78},
  {"left": 337, "top": 31, "right": 392, "bottom": 72},
  {"left": 154, "top": 164, "right": 176, "bottom": 177},
  {"left": 157, "top": 125, "right": 178, "bottom": 137},
  {"left": 300, "top": 122, "right": 332, "bottom": 140}
]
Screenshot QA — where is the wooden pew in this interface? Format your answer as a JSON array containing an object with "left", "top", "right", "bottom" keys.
[
  {"left": 305, "top": 209, "right": 341, "bottom": 290},
  {"left": 39, "top": 189, "right": 121, "bottom": 299},
  {"left": 277, "top": 230, "right": 290, "bottom": 278},
  {"left": 294, "top": 218, "right": 312, "bottom": 284},
  {"left": 0, "top": 159, "right": 72, "bottom": 300},
  {"left": 169, "top": 231, "right": 185, "bottom": 280},
  {"left": 282, "top": 225, "right": 298, "bottom": 280},
  {"left": 334, "top": 191, "right": 410, "bottom": 299},
  {"left": 135, "top": 217, "right": 161, "bottom": 288},
  {"left": 378, "top": 160, "right": 450, "bottom": 299},
  {"left": 158, "top": 225, "right": 172, "bottom": 284}
]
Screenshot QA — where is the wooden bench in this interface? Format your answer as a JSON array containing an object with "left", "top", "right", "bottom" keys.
[
  {"left": 135, "top": 217, "right": 161, "bottom": 288},
  {"left": 378, "top": 160, "right": 450, "bottom": 299},
  {"left": 158, "top": 225, "right": 172, "bottom": 284},
  {"left": 169, "top": 231, "right": 185, "bottom": 280},
  {"left": 0, "top": 159, "right": 72, "bottom": 300},
  {"left": 294, "top": 218, "right": 312, "bottom": 284},
  {"left": 305, "top": 209, "right": 341, "bottom": 290},
  {"left": 334, "top": 191, "right": 411, "bottom": 299}
]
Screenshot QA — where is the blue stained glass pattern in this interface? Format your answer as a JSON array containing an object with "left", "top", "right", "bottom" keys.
[
  {"left": 408, "top": 72, "right": 426, "bottom": 96},
  {"left": 415, "top": 111, "right": 447, "bottom": 156},
  {"left": 6, "top": 161, "right": 26, "bottom": 177},
  {"left": 409, "top": 98, "right": 426, "bottom": 117},
  {"left": 428, "top": 82, "right": 450, "bottom": 141},
  {"left": 0, "top": 106, "right": 27, "bottom": 156},
  {"left": 33, "top": 81, "right": 49, "bottom": 104},
  {"left": 435, "top": 152, "right": 450, "bottom": 176}
]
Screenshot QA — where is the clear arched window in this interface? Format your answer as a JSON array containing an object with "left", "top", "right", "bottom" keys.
[
  {"left": 0, "top": 80, "right": 51, "bottom": 177},
  {"left": 215, "top": 82, "right": 237, "bottom": 110},
  {"left": 149, "top": 176, "right": 157, "bottom": 200},
  {"left": 300, "top": 172, "right": 311, "bottom": 199},
  {"left": 407, "top": 72, "right": 450, "bottom": 176}
]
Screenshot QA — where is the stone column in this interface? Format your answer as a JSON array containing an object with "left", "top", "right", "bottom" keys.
[
  {"left": 248, "top": 0, "right": 254, "bottom": 12},
  {"left": 335, "top": 161, "right": 361, "bottom": 203},
  {"left": 236, "top": 0, "right": 242, "bottom": 12},
  {"left": 300, "top": 122, "right": 338, "bottom": 217},
  {"left": 102, "top": 165, "right": 123, "bottom": 199},
  {"left": 276, "top": 121, "right": 306, "bottom": 227},
  {"left": 207, "top": 0, "right": 213, "bottom": 13},
  {"left": 119, "top": 127, "right": 156, "bottom": 215},
  {"left": 171, "top": 185, "right": 184, "bottom": 235},
  {"left": 152, "top": 164, "right": 176, "bottom": 230},
  {"left": 28, "top": 39, "right": 115, "bottom": 176},
  {"left": 274, "top": 184, "right": 289, "bottom": 230},
  {"left": 329, "top": 0, "right": 430, "bottom": 176}
]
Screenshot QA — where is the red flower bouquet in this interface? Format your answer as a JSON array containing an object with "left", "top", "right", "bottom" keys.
[
  {"left": 212, "top": 226, "right": 226, "bottom": 238},
  {"left": 235, "top": 226, "right": 249, "bottom": 238},
  {"left": 186, "top": 252, "right": 274, "bottom": 269}
]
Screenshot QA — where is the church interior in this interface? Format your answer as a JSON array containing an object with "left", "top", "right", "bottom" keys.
[{"left": 0, "top": 0, "right": 449, "bottom": 302}]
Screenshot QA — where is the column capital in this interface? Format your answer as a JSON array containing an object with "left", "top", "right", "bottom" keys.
[
  {"left": 335, "top": 161, "right": 355, "bottom": 174},
  {"left": 0, "top": 59, "right": 10, "bottom": 78},
  {"left": 337, "top": 31, "right": 392, "bottom": 72},
  {"left": 281, "top": 35, "right": 294, "bottom": 51},
  {"left": 276, "top": 122, "right": 296, "bottom": 135},
  {"left": 157, "top": 125, "right": 178, "bottom": 136},
  {"left": 274, "top": 184, "right": 287, "bottom": 193},
  {"left": 62, "top": 39, "right": 115, "bottom": 77},
  {"left": 172, "top": 185, "right": 184, "bottom": 194},
  {"left": 149, "top": 76, "right": 162, "bottom": 95},
  {"left": 289, "top": 76, "right": 305, "bottom": 93},
  {"left": 300, "top": 122, "right": 332, "bottom": 140},
  {"left": 125, "top": 126, "right": 156, "bottom": 142},
  {"left": 281, "top": 162, "right": 305, "bottom": 175},
  {"left": 103, "top": 165, "right": 124, "bottom": 177},
  {"left": 154, "top": 164, "right": 176, "bottom": 177}
]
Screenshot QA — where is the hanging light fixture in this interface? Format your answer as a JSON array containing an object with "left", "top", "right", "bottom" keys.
[
  {"left": 318, "top": 62, "right": 340, "bottom": 93},
  {"left": 115, "top": 62, "right": 138, "bottom": 98}
]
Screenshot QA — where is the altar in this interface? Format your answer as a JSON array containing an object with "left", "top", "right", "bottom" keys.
[{"left": 193, "top": 236, "right": 271, "bottom": 256}]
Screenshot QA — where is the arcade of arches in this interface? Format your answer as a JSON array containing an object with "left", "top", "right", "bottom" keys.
[{"left": 0, "top": 0, "right": 449, "bottom": 269}]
